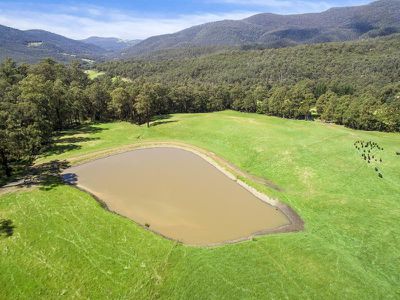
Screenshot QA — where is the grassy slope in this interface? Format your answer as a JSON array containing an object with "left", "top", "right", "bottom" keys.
[{"left": 1, "top": 111, "right": 400, "bottom": 299}]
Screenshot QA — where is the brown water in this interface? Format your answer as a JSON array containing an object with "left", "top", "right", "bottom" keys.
[{"left": 64, "top": 147, "right": 290, "bottom": 245}]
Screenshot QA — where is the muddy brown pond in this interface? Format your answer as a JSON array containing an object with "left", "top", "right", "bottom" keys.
[{"left": 63, "top": 147, "right": 294, "bottom": 246}]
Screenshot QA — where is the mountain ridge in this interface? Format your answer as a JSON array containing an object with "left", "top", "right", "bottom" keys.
[
  {"left": 81, "top": 37, "right": 142, "bottom": 52},
  {"left": 1, "top": 0, "right": 399, "bottom": 63},
  {"left": 0, "top": 25, "right": 105, "bottom": 63},
  {"left": 123, "top": 0, "right": 400, "bottom": 57}
]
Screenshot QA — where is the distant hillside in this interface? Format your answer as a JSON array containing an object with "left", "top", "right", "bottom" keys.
[
  {"left": 81, "top": 37, "right": 141, "bottom": 52},
  {"left": 99, "top": 34, "right": 400, "bottom": 90},
  {"left": 0, "top": 25, "right": 105, "bottom": 63},
  {"left": 124, "top": 0, "right": 400, "bottom": 57},
  {"left": 1, "top": 0, "right": 399, "bottom": 63}
]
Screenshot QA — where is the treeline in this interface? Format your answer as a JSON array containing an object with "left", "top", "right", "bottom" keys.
[
  {"left": 98, "top": 35, "right": 400, "bottom": 131},
  {"left": 1, "top": 40, "right": 400, "bottom": 179}
]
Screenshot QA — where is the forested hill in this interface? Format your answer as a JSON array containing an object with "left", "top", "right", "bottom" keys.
[
  {"left": 0, "top": 24, "right": 106, "bottom": 63},
  {"left": 99, "top": 34, "right": 400, "bottom": 90},
  {"left": 97, "top": 34, "right": 400, "bottom": 132},
  {"left": 123, "top": 0, "right": 400, "bottom": 57}
]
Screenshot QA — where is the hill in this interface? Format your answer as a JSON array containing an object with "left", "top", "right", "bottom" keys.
[
  {"left": 99, "top": 34, "right": 400, "bottom": 90},
  {"left": 124, "top": 0, "right": 400, "bottom": 57},
  {"left": 81, "top": 37, "right": 141, "bottom": 52},
  {"left": 0, "top": 25, "right": 105, "bottom": 63},
  {"left": 97, "top": 34, "right": 400, "bottom": 132}
]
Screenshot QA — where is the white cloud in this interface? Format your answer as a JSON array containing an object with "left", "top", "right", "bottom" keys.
[
  {"left": 0, "top": 4, "right": 257, "bottom": 40},
  {"left": 207, "top": 0, "right": 371, "bottom": 14}
]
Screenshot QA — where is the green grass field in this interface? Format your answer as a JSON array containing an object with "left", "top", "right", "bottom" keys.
[{"left": 1, "top": 111, "right": 400, "bottom": 299}]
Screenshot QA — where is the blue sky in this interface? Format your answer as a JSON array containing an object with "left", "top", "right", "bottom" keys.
[{"left": 0, "top": 0, "right": 373, "bottom": 40}]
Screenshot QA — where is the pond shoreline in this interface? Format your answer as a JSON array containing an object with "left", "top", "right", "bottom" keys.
[{"left": 63, "top": 142, "right": 304, "bottom": 247}]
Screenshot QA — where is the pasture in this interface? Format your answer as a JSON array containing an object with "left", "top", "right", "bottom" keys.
[{"left": 1, "top": 111, "right": 399, "bottom": 299}]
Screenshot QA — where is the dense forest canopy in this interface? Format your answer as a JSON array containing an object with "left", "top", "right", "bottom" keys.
[{"left": 99, "top": 34, "right": 400, "bottom": 89}]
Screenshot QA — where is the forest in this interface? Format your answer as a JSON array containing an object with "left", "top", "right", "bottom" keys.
[
  {"left": 99, "top": 34, "right": 400, "bottom": 131},
  {"left": 1, "top": 35, "right": 400, "bottom": 179}
]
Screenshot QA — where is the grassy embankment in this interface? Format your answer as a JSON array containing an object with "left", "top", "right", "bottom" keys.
[{"left": 1, "top": 111, "right": 399, "bottom": 299}]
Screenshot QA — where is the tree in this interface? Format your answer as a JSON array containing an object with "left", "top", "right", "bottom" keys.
[
  {"left": 291, "top": 81, "right": 316, "bottom": 120},
  {"left": 0, "top": 59, "right": 25, "bottom": 85},
  {"left": 109, "top": 87, "right": 134, "bottom": 120},
  {"left": 313, "top": 81, "right": 328, "bottom": 99},
  {"left": 67, "top": 82, "right": 87, "bottom": 125},
  {"left": 0, "top": 88, "right": 42, "bottom": 178},
  {"left": 18, "top": 74, "right": 53, "bottom": 145},
  {"left": 85, "top": 80, "right": 111, "bottom": 122},
  {"left": 377, "top": 83, "right": 400, "bottom": 131},
  {"left": 145, "top": 83, "right": 170, "bottom": 116},
  {"left": 208, "top": 85, "right": 231, "bottom": 112},
  {"left": 135, "top": 92, "right": 152, "bottom": 127},
  {"left": 50, "top": 79, "right": 69, "bottom": 130},
  {"left": 334, "top": 95, "right": 351, "bottom": 124},
  {"left": 230, "top": 84, "right": 246, "bottom": 111},
  {"left": 343, "top": 100, "right": 361, "bottom": 129},
  {"left": 357, "top": 93, "right": 383, "bottom": 131},
  {"left": 67, "top": 61, "right": 89, "bottom": 86},
  {"left": 266, "top": 86, "right": 287, "bottom": 117},
  {"left": 30, "top": 58, "right": 61, "bottom": 82},
  {"left": 320, "top": 92, "right": 339, "bottom": 122},
  {"left": 380, "top": 93, "right": 400, "bottom": 131},
  {"left": 316, "top": 91, "right": 337, "bottom": 118},
  {"left": 242, "top": 85, "right": 267, "bottom": 113},
  {"left": 168, "top": 85, "right": 194, "bottom": 113}
]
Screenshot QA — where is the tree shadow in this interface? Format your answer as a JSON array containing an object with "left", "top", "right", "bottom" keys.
[
  {"left": 57, "top": 137, "right": 99, "bottom": 144},
  {"left": 44, "top": 144, "right": 82, "bottom": 157},
  {"left": 152, "top": 114, "right": 172, "bottom": 121},
  {"left": 1, "top": 124, "right": 108, "bottom": 188},
  {"left": 150, "top": 114, "right": 179, "bottom": 127},
  {"left": 59, "top": 124, "right": 106, "bottom": 136},
  {"left": 151, "top": 120, "right": 179, "bottom": 127},
  {"left": 43, "top": 125, "right": 104, "bottom": 157},
  {"left": 2, "top": 160, "right": 73, "bottom": 191},
  {"left": 9, "top": 160, "right": 73, "bottom": 191},
  {"left": 0, "top": 219, "right": 14, "bottom": 238},
  {"left": 44, "top": 136, "right": 100, "bottom": 157},
  {"left": 34, "top": 160, "right": 72, "bottom": 191},
  {"left": 62, "top": 173, "right": 78, "bottom": 185}
]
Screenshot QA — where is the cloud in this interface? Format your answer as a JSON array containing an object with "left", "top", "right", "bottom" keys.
[
  {"left": 207, "top": 0, "right": 370, "bottom": 14},
  {"left": 0, "top": 3, "right": 257, "bottom": 40}
]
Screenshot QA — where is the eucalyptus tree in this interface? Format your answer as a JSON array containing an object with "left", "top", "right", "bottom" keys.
[
  {"left": 110, "top": 87, "right": 135, "bottom": 121},
  {"left": 135, "top": 92, "right": 152, "bottom": 127}
]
